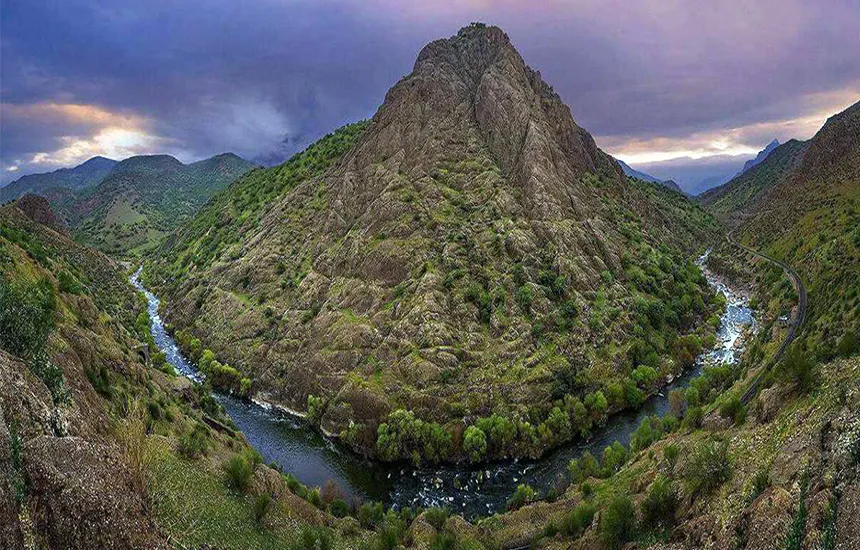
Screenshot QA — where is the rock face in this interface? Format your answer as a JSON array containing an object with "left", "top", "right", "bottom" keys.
[
  {"left": 22, "top": 436, "right": 162, "bottom": 550},
  {"left": 14, "top": 194, "right": 69, "bottom": 235},
  {"left": 151, "top": 24, "right": 719, "bottom": 461}
]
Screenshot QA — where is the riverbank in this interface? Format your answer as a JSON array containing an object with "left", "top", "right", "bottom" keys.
[{"left": 131, "top": 254, "right": 754, "bottom": 517}]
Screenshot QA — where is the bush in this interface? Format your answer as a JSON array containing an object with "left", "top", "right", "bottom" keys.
[
  {"left": 375, "top": 513, "right": 407, "bottom": 550},
  {"left": 307, "top": 394, "right": 325, "bottom": 422},
  {"left": 600, "top": 495, "right": 637, "bottom": 549},
  {"left": 683, "top": 406, "right": 704, "bottom": 430},
  {"left": 779, "top": 346, "right": 814, "bottom": 393},
  {"left": 178, "top": 423, "right": 209, "bottom": 459},
  {"left": 463, "top": 426, "right": 487, "bottom": 462},
  {"left": 376, "top": 409, "right": 451, "bottom": 464},
  {"left": 685, "top": 440, "right": 731, "bottom": 495},
  {"left": 429, "top": 532, "right": 460, "bottom": 550},
  {"left": 669, "top": 388, "right": 685, "bottom": 417},
  {"left": 358, "top": 501, "right": 384, "bottom": 528},
  {"left": 837, "top": 331, "right": 858, "bottom": 357},
  {"left": 568, "top": 450, "right": 599, "bottom": 483},
  {"left": 424, "top": 506, "right": 450, "bottom": 530},
  {"left": 327, "top": 498, "right": 349, "bottom": 518},
  {"left": 224, "top": 454, "right": 254, "bottom": 493},
  {"left": 663, "top": 443, "right": 680, "bottom": 471},
  {"left": 57, "top": 270, "right": 84, "bottom": 294},
  {"left": 556, "top": 501, "right": 597, "bottom": 537},
  {"left": 640, "top": 475, "right": 678, "bottom": 531},
  {"left": 601, "top": 441, "right": 628, "bottom": 476},
  {"left": 506, "top": 483, "right": 536, "bottom": 511},
  {"left": 291, "top": 526, "right": 334, "bottom": 550},
  {"left": 254, "top": 493, "right": 272, "bottom": 524},
  {"left": 719, "top": 393, "right": 746, "bottom": 424}
]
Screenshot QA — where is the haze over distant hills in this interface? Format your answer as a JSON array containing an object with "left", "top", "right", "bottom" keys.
[
  {"left": 1, "top": 156, "right": 117, "bottom": 199},
  {"left": 616, "top": 159, "right": 684, "bottom": 193},
  {"left": 738, "top": 138, "right": 780, "bottom": 174}
]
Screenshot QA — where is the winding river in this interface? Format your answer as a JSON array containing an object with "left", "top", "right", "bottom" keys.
[{"left": 131, "top": 254, "right": 753, "bottom": 518}]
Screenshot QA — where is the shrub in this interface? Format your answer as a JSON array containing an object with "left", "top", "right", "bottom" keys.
[
  {"left": 685, "top": 440, "right": 731, "bottom": 495},
  {"left": 254, "top": 493, "right": 272, "bottom": 524},
  {"left": 684, "top": 386, "right": 701, "bottom": 407},
  {"left": 669, "top": 389, "right": 685, "bottom": 417},
  {"left": 376, "top": 409, "right": 451, "bottom": 464},
  {"left": 506, "top": 483, "right": 536, "bottom": 511},
  {"left": 429, "top": 532, "right": 460, "bottom": 550},
  {"left": 358, "top": 501, "right": 384, "bottom": 528},
  {"left": 663, "top": 443, "right": 680, "bottom": 472},
  {"left": 463, "top": 426, "right": 487, "bottom": 462},
  {"left": 631, "top": 365, "right": 659, "bottom": 388},
  {"left": 57, "top": 270, "right": 84, "bottom": 294},
  {"left": 556, "top": 501, "right": 597, "bottom": 537},
  {"left": 640, "top": 475, "right": 678, "bottom": 531},
  {"left": 778, "top": 346, "right": 815, "bottom": 393},
  {"left": 837, "top": 331, "right": 858, "bottom": 357},
  {"left": 375, "top": 513, "right": 407, "bottom": 550},
  {"left": 224, "top": 454, "right": 254, "bottom": 493},
  {"left": 568, "top": 450, "right": 599, "bottom": 483},
  {"left": 683, "top": 406, "right": 704, "bottom": 430},
  {"left": 329, "top": 498, "right": 350, "bottom": 518},
  {"left": 291, "top": 526, "right": 334, "bottom": 550},
  {"left": 601, "top": 441, "right": 628, "bottom": 476},
  {"left": 178, "top": 423, "right": 209, "bottom": 459},
  {"left": 719, "top": 393, "right": 746, "bottom": 424},
  {"left": 749, "top": 468, "right": 770, "bottom": 501},
  {"left": 600, "top": 495, "right": 637, "bottom": 549},
  {"left": 424, "top": 506, "right": 450, "bottom": 530},
  {"left": 307, "top": 394, "right": 325, "bottom": 422}
]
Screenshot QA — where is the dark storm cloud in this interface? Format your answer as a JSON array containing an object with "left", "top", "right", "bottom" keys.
[{"left": 2, "top": 0, "right": 859, "bottom": 184}]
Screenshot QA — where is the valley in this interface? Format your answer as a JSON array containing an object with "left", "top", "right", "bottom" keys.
[{"left": 1, "top": 18, "right": 858, "bottom": 550}]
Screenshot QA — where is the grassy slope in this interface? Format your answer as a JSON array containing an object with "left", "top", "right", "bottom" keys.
[
  {"left": 0, "top": 202, "right": 376, "bottom": 549},
  {"left": 697, "top": 139, "right": 809, "bottom": 224}
]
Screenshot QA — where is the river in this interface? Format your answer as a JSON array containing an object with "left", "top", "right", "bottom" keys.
[{"left": 130, "top": 254, "right": 753, "bottom": 518}]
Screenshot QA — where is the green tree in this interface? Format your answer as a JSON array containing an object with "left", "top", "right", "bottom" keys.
[
  {"left": 600, "top": 495, "right": 637, "bottom": 549},
  {"left": 463, "top": 426, "right": 487, "bottom": 462}
]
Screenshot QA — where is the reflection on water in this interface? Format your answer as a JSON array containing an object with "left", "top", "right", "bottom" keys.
[{"left": 131, "top": 253, "right": 754, "bottom": 517}]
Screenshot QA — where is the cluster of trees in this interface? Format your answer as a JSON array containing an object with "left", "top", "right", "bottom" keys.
[
  {"left": 376, "top": 409, "right": 451, "bottom": 465},
  {"left": 173, "top": 330, "right": 252, "bottom": 397}
]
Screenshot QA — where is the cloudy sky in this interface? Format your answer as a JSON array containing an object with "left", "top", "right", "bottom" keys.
[{"left": 2, "top": 0, "right": 858, "bottom": 193}]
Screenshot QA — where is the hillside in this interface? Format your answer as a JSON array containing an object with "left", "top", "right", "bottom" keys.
[
  {"left": 1, "top": 156, "right": 117, "bottom": 200},
  {"left": 56, "top": 153, "right": 255, "bottom": 257},
  {"left": 703, "top": 101, "right": 859, "bottom": 359},
  {"left": 698, "top": 139, "right": 809, "bottom": 224},
  {"left": 146, "top": 24, "right": 722, "bottom": 464},
  {"left": 0, "top": 196, "right": 384, "bottom": 549}
]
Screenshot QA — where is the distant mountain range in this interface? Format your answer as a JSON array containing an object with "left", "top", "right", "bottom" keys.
[
  {"left": 616, "top": 159, "right": 684, "bottom": 193},
  {"left": 2, "top": 156, "right": 117, "bottom": 199},
  {"left": 738, "top": 139, "right": 780, "bottom": 175},
  {"left": 2, "top": 153, "right": 255, "bottom": 256}
]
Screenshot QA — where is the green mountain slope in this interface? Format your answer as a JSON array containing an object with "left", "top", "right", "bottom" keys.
[
  {"left": 60, "top": 153, "right": 255, "bottom": 257},
  {"left": 704, "top": 101, "right": 859, "bottom": 357},
  {"left": 146, "top": 24, "right": 722, "bottom": 463},
  {"left": 1, "top": 156, "right": 117, "bottom": 200},
  {"left": 698, "top": 139, "right": 809, "bottom": 224}
]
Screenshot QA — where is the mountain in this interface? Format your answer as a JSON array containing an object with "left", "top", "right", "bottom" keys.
[
  {"left": 48, "top": 152, "right": 255, "bottom": 257},
  {"left": 703, "top": 101, "right": 859, "bottom": 354},
  {"left": 697, "top": 139, "right": 809, "bottom": 223},
  {"left": 145, "top": 24, "right": 721, "bottom": 464},
  {"left": 739, "top": 138, "right": 780, "bottom": 174},
  {"left": 617, "top": 159, "right": 684, "bottom": 193},
  {"left": 1, "top": 156, "right": 117, "bottom": 200}
]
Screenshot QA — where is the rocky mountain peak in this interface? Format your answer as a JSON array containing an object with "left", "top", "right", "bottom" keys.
[{"left": 331, "top": 24, "right": 622, "bottom": 226}]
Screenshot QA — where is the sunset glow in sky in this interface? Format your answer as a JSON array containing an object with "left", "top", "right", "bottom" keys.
[{"left": 2, "top": 0, "right": 858, "bottom": 192}]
